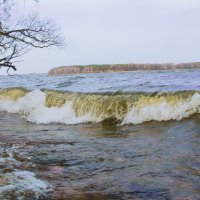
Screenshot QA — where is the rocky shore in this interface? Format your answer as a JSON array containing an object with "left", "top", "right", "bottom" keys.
[{"left": 48, "top": 62, "right": 200, "bottom": 75}]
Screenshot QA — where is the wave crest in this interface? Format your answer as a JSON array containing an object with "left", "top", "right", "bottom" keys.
[{"left": 0, "top": 88, "right": 199, "bottom": 125}]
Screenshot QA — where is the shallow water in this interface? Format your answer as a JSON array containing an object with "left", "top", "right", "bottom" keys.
[
  {"left": 0, "top": 112, "right": 200, "bottom": 199},
  {"left": 0, "top": 70, "right": 200, "bottom": 199}
]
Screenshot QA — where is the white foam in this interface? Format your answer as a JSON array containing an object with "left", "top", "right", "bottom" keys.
[
  {"left": 0, "top": 170, "right": 51, "bottom": 199},
  {"left": 0, "top": 90, "right": 199, "bottom": 125},
  {"left": 0, "top": 143, "right": 51, "bottom": 199},
  {"left": 0, "top": 90, "right": 99, "bottom": 124},
  {"left": 122, "top": 93, "right": 200, "bottom": 124}
]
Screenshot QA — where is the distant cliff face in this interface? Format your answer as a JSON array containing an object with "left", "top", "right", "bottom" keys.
[{"left": 48, "top": 63, "right": 200, "bottom": 75}]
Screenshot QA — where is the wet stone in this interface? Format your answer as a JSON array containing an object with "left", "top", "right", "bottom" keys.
[
  {"left": 127, "top": 184, "right": 171, "bottom": 200},
  {"left": 2, "top": 167, "right": 14, "bottom": 173}
]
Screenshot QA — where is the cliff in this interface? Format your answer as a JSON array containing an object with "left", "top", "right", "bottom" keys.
[{"left": 48, "top": 62, "right": 200, "bottom": 75}]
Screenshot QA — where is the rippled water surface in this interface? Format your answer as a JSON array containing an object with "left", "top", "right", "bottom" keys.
[
  {"left": 0, "top": 70, "right": 200, "bottom": 200},
  {"left": 0, "top": 70, "right": 200, "bottom": 92}
]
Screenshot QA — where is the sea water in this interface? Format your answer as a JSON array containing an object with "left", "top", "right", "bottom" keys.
[{"left": 0, "top": 70, "right": 200, "bottom": 199}]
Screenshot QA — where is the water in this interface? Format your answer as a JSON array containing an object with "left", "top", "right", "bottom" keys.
[
  {"left": 0, "top": 70, "right": 200, "bottom": 93},
  {"left": 0, "top": 70, "right": 200, "bottom": 200}
]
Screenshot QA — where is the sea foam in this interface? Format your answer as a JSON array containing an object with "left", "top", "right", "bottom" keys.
[
  {"left": 0, "top": 89, "right": 199, "bottom": 125},
  {"left": 0, "top": 90, "right": 98, "bottom": 124},
  {"left": 0, "top": 142, "right": 51, "bottom": 199},
  {"left": 122, "top": 93, "right": 200, "bottom": 124}
]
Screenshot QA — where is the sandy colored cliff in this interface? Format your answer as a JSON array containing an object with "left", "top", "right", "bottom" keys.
[{"left": 48, "top": 62, "right": 200, "bottom": 75}]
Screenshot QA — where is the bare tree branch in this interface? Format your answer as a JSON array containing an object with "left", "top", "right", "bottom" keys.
[{"left": 0, "top": 0, "right": 65, "bottom": 75}]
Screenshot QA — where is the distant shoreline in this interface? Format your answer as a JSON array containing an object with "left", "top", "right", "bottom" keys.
[{"left": 48, "top": 62, "right": 200, "bottom": 75}]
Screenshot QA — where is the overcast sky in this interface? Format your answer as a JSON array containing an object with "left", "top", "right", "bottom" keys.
[{"left": 7, "top": 0, "right": 200, "bottom": 74}]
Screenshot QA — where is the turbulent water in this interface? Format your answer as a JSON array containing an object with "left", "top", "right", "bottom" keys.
[{"left": 0, "top": 70, "right": 200, "bottom": 199}]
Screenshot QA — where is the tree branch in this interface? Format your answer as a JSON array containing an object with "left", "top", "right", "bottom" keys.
[{"left": 0, "top": 0, "right": 65, "bottom": 75}]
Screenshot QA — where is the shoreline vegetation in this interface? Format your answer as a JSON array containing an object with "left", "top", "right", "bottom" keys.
[{"left": 48, "top": 62, "right": 200, "bottom": 75}]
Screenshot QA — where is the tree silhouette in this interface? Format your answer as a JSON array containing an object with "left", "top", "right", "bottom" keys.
[{"left": 0, "top": 0, "right": 64, "bottom": 75}]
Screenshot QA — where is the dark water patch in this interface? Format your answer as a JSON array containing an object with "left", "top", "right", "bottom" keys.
[
  {"left": 101, "top": 117, "right": 119, "bottom": 127},
  {"left": 56, "top": 81, "right": 75, "bottom": 88},
  {"left": 126, "top": 183, "right": 171, "bottom": 200}
]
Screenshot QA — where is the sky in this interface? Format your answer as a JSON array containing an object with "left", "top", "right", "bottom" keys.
[{"left": 4, "top": 0, "right": 200, "bottom": 74}]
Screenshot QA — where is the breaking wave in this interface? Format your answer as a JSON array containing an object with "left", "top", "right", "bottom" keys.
[{"left": 0, "top": 88, "right": 199, "bottom": 125}]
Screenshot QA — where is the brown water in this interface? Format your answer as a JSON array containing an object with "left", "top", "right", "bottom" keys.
[{"left": 0, "top": 112, "right": 200, "bottom": 200}]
